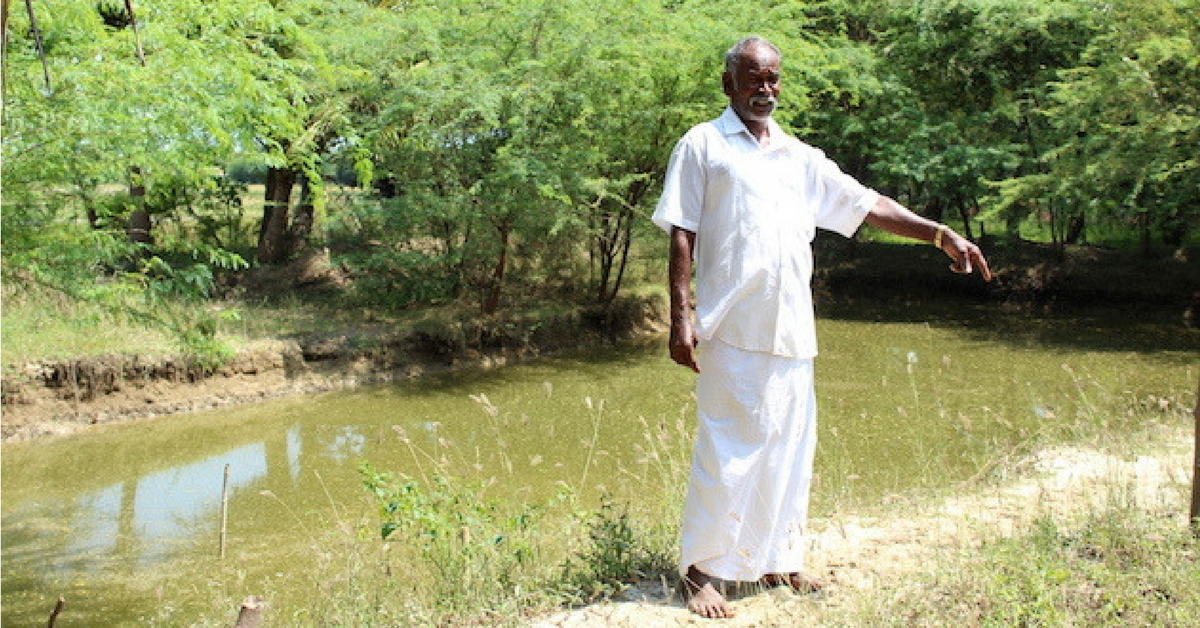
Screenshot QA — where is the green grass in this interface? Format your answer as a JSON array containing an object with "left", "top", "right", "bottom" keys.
[
  {"left": 166, "top": 398, "right": 692, "bottom": 628},
  {"left": 1, "top": 285, "right": 177, "bottom": 366},
  {"left": 1, "top": 283, "right": 430, "bottom": 367},
  {"left": 179, "top": 420, "right": 1194, "bottom": 628}
]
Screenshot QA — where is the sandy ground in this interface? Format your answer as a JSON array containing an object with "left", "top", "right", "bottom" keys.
[{"left": 530, "top": 425, "right": 1194, "bottom": 627}]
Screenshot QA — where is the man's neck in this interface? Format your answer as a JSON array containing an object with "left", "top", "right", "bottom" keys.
[
  {"left": 748, "top": 121, "right": 770, "bottom": 146},
  {"left": 739, "top": 115, "right": 772, "bottom": 146}
]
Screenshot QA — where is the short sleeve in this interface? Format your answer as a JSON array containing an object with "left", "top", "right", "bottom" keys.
[
  {"left": 811, "top": 151, "right": 877, "bottom": 238},
  {"left": 652, "top": 128, "right": 707, "bottom": 234}
]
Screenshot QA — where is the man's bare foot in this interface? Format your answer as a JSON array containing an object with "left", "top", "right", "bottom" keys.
[
  {"left": 759, "top": 572, "right": 824, "bottom": 593},
  {"left": 683, "top": 565, "right": 735, "bottom": 618}
]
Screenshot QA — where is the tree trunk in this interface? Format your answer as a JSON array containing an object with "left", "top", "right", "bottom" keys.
[
  {"left": 2, "top": 0, "right": 10, "bottom": 92},
  {"left": 595, "top": 178, "right": 646, "bottom": 304},
  {"left": 1140, "top": 209, "right": 1152, "bottom": 257},
  {"left": 289, "top": 176, "right": 314, "bottom": 254},
  {"left": 257, "top": 167, "right": 295, "bottom": 264},
  {"left": 23, "top": 0, "right": 51, "bottom": 92},
  {"left": 927, "top": 195, "right": 947, "bottom": 225},
  {"left": 1065, "top": 212, "right": 1086, "bottom": 245},
  {"left": 1005, "top": 208, "right": 1022, "bottom": 239},
  {"left": 954, "top": 196, "right": 975, "bottom": 241},
  {"left": 126, "top": 166, "right": 153, "bottom": 246},
  {"left": 481, "top": 215, "right": 511, "bottom": 315},
  {"left": 598, "top": 205, "right": 634, "bottom": 304},
  {"left": 608, "top": 208, "right": 634, "bottom": 303},
  {"left": 122, "top": 0, "right": 145, "bottom": 66},
  {"left": 595, "top": 207, "right": 615, "bottom": 303}
]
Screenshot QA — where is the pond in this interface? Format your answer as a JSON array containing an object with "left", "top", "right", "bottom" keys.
[{"left": 2, "top": 309, "right": 1196, "bottom": 626}]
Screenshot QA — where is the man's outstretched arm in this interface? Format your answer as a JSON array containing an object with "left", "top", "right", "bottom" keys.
[{"left": 865, "top": 196, "right": 993, "bottom": 281}]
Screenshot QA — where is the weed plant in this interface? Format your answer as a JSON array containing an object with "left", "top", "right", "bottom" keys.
[{"left": 317, "top": 395, "right": 692, "bottom": 626}]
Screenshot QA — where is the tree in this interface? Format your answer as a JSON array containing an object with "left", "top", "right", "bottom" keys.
[
  {"left": 839, "top": 0, "right": 1098, "bottom": 240},
  {"left": 566, "top": 8, "right": 729, "bottom": 305},
  {"left": 1028, "top": 0, "right": 1199, "bottom": 252},
  {"left": 1, "top": 0, "right": 266, "bottom": 360}
]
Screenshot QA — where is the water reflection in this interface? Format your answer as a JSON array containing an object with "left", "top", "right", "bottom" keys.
[
  {"left": 4, "top": 410, "right": 440, "bottom": 624},
  {"left": 57, "top": 484, "right": 121, "bottom": 574},
  {"left": 12, "top": 440, "right": 278, "bottom": 575}
]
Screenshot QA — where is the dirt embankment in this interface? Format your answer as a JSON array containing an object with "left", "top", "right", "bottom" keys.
[
  {"left": 0, "top": 298, "right": 668, "bottom": 443},
  {"left": 5, "top": 240, "right": 1194, "bottom": 444}
]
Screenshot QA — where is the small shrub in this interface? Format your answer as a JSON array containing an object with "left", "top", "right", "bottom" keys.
[{"left": 561, "top": 499, "right": 670, "bottom": 601}]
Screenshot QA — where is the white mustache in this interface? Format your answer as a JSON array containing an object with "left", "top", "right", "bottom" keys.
[{"left": 750, "top": 96, "right": 777, "bottom": 108}]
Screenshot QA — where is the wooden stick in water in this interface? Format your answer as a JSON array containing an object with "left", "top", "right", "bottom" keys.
[
  {"left": 46, "top": 596, "right": 64, "bottom": 628},
  {"left": 220, "top": 463, "right": 231, "bottom": 558}
]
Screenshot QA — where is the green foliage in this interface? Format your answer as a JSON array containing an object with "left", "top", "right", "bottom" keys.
[
  {"left": 1030, "top": 0, "right": 1200, "bottom": 250},
  {"left": 359, "top": 462, "right": 568, "bottom": 616},
  {"left": 907, "top": 508, "right": 1199, "bottom": 627},
  {"left": 359, "top": 461, "right": 679, "bottom": 621},
  {"left": 560, "top": 499, "right": 672, "bottom": 601},
  {"left": 1, "top": 195, "right": 246, "bottom": 368},
  {"left": 4, "top": 0, "right": 1195, "bottom": 359}
]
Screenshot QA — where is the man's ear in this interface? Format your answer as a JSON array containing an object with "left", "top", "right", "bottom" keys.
[{"left": 721, "top": 72, "right": 733, "bottom": 96}]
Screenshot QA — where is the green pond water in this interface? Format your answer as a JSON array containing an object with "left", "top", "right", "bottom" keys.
[{"left": 2, "top": 311, "right": 1196, "bottom": 626}]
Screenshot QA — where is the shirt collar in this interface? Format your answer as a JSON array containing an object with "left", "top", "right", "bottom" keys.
[{"left": 716, "top": 106, "right": 789, "bottom": 148}]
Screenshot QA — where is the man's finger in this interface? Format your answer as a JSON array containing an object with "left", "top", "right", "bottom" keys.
[{"left": 974, "top": 250, "right": 993, "bottom": 281}]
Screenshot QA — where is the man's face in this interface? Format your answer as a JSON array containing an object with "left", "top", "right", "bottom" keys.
[{"left": 723, "top": 45, "right": 781, "bottom": 125}]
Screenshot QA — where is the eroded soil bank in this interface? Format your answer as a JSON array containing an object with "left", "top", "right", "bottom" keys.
[{"left": 1, "top": 299, "right": 668, "bottom": 443}]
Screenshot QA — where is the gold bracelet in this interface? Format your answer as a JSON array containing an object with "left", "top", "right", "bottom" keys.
[{"left": 933, "top": 224, "right": 949, "bottom": 249}]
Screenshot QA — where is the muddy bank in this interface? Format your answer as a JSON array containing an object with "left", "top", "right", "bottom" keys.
[
  {"left": 6, "top": 240, "right": 1195, "bottom": 444},
  {"left": 1, "top": 298, "right": 667, "bottom": 443}
]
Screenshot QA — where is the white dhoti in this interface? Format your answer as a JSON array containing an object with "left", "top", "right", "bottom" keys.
[{"left": 679, "top": 339, "right": 818, "bottom": 582}]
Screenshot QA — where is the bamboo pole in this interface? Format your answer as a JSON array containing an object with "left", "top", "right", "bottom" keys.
[
  {"left": 2, "top": 0, "right": 11, "bottom": 64},
  {"left": 220, "top": 463, "right": 231, "bottom": 558},
  {"left": 122, "top": 0, "right": 145, "bottom": 66}
]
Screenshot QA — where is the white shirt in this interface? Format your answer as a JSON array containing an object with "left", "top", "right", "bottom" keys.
[{"left": 653, "top": 107, "right": 878, "bottom": 358}]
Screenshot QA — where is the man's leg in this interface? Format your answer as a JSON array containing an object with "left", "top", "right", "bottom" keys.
[{"left": 683, "top": 565, "right": 735, "bottom": 618}]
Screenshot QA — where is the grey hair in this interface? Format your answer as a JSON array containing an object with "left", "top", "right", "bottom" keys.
[{"left": 724, "top": 36, "right": 781, "bottom": 74}]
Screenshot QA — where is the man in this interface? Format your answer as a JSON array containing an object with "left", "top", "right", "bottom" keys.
[{"left": 652, "top": 36, "right": 992, "bottom": 619}]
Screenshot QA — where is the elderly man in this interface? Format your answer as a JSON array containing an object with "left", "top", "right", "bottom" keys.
[{"left": 653, "top": 36, "right": 992, "bottom": 618}]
